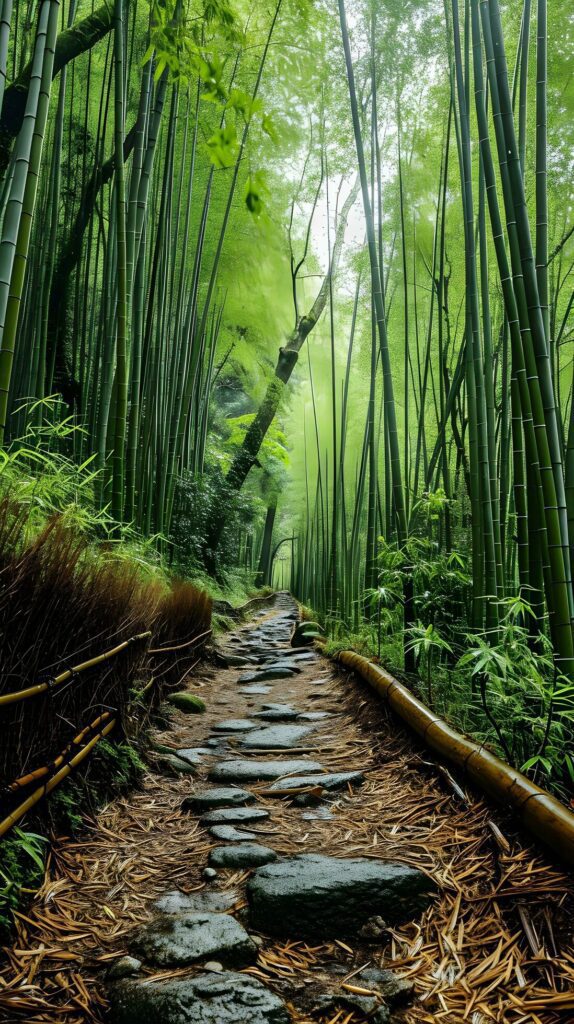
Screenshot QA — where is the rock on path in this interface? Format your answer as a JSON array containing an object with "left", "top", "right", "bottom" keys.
[
  {"left": 110, "top": 972, "right": 290, "bottom": 1024},
  {"left": 247, "top": 854, "right": 437, "bottom": 939},
  {"left": 130, "top": 911, "right": 257, "bottom": 967}
]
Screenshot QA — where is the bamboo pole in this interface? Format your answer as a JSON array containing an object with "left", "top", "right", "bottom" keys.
[
  {"left": 5, "top": 711, "right": 113, "bottom": 792},
  {"left": 0, "top": 631, "right": 151, "bottom": 706},
  {"left": 336, "top": 648, "right": 574, "bottom": 865},
  {"left": 0, "top": 718, "right": 117, "bottom": 839}
]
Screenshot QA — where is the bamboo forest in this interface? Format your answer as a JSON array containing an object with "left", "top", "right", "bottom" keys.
[{"left": 2, "top": 0, "right": 574, "bottom": 1020}]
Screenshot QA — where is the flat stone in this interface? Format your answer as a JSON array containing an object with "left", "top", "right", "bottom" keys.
[
  {"left": 240, "top": 725, "right": 316, "bottom": 750},
  {"left": 130, "top": 912, "right": 257, "bottom": 967},
  {"left": 301, "top": 807, "right": 334, "bottom": 821},
  {"left": 200, "top": 807, "right": 270, "bottom": 826},
  {"left": 213, "top": 719, "right": 258, "bottom": 732},
  {"left": 210, "top": 759, "right": 323, "bottom": 783},
  {"left": 157, "top": 754, "right": 197, "bottom": 776},
  {"left": 183, "top": 788, "right": 255, "bottom": 811},
  {"left": 209, "top": 844, "right": 278, "bottom": 869},
  {"left": 209, "top": 824, "right": 257, "bottom": 842},
  {"left": 298, "top": 711, "right": 331, "bottom": 721},
  {"left": 238, "top": 667, "right": 298, "bottom": 684},
  {"left": 153, "top": 743, "right": 181, "bottom": 756},
  {"left": 269, "top": 771, "right": 364, "bottom": 794},
  {"left": 153, "top": 891, "right": 237, "bottom": 915},
  {"left": 247, "top": 855, "right": 437, "bottom": 938},
  {"left": 253, "top": 707, "right": 300, "bottom": 721},
  {"left": 176, "top": 748, "right": 214, "bottom": 766},
  {"left": 109, "top": 971, "right": 290, "bottom": 1024},
  {"left": 349, "top": 966, "right": 414, "bottom": 1006},
  {"left": 239, "top": 684, "right": 272, "bottom": 695},
  {"left": 218, "top": 654, "right": 252, "bottom": 667}
]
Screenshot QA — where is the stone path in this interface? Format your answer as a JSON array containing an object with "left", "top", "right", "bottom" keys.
[
  {"left": 4, "top": 593, "right": 574, "bottom": 1024},
  {"left": 108, "top": 594, "right": 431, "bottom": 1023}
]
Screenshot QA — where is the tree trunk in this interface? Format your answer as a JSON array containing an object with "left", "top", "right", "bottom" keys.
[
  {"left": 255, "top": 501, "right": 277, "bottom": 587},
  {"left": 203, "top": 177, "right": 359, "bottom": 569},
  {"left": 0, "top": 3, "right": 113, "bottom": 177}
]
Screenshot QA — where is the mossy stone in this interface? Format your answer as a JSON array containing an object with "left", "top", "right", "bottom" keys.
[{"left": 167, "top": 692, "right": 206, "bottom": 714}]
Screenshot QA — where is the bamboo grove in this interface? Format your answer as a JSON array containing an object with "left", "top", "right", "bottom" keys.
[
  {"left": 0, "top": 0, "right": 573, "bottom": 778},
  {"left": 289, "top": 0, "right": 574, "bottom": 682}
]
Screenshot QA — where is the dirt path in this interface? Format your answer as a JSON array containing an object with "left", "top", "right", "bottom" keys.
[{"left": 2, "top": 595, "right": 574, "bottom": 1024}]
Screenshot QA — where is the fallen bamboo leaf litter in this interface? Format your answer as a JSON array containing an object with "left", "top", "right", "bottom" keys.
[{"left": 0, "top": 640, "right": 573, "bottom": 1023}]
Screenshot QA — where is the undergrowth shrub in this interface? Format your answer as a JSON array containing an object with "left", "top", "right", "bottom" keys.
[
  {"left": 0, "top": 413, "right": 217, "bottom": 933},
  {"left": 150, "top": 580, "right": 213, "bottom": 689},
  {"left": 0, "top": 506, "right": 163, "bottom": 781},
  {"left": 0, "top": 423, "right": 213, "bottom": 812}
]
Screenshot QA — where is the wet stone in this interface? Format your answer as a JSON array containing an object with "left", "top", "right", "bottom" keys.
[
  {"left": 175, "top": 747, "right": 214, "bottom": 766},
  {"left": 238, "top": 667, "right": 299, "bottom": 684},
  {"left": 247, "top": 854, "right": 437, "bottom": 939},
  {"left": 209, "top": 844, "right": 278, "bottom": 869},
  {"left": 209, "top": 824, "right": 257, "bottom": 842},
  {"left": 240, "top": 725, "right": 316, "bottom": 750},
  {"left": 109, "top": 971, "right": 290, "bottom": 1024},
  {"left": 153, "top": 891, "right": 237, "bottom": 916},
  {"left": 268, "top": 771, "right": 364, "bottom": 795},
  {"left": 210, "top": 758, "right": 323, "bottom": 783},
  {"left": 212, "top": 719, "right": 258, "bottom": 732},
  {"left": 217, "top": 653, "right": 253, "bottom": 667},
  {"left": 130, "top": 912, "right": 257, "bottom": 968},
  {"left": 157, "top": 754, "right": 197, "bottom": 776},
  {"left": 200, "top": 807, "right": 270, "bottom": 826},
  {"left": 182, "top": 787, "right": 255, "bottom": 811},
  {"left": 253, "top": 707, "right": 300, "bottom": 721}
]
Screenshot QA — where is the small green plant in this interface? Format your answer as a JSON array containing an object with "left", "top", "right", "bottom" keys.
[
  {"left": 0, "top": 828, "right": 47, "bottom": 935},
  {"left": 405, "top": 622, "right": 453, "bottom": 707}
]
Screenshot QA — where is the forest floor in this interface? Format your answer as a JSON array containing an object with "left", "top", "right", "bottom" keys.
[{"left": 1, "top": 596, "right": 574, "bottom": 1024}]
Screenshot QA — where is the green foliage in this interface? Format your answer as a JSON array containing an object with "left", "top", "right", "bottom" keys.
[
  {"left": 171, "top": 467, "right": 263, "bottom": 580},
  {"left": 0, "top": 829, "right": 47, "bottom": 936},
  {"left": 48, "top": 740, "right": 147, "bottom": 835},
  {"left": 223, "top": 414, "right": 289, "bottom": 472}
]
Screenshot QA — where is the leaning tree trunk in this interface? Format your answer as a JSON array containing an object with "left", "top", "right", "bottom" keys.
[{"left": 203, "top": 177, "right": 359, "bottom": 569}]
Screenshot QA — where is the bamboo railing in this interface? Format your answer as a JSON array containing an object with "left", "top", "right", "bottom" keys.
[
  {"left": 0, "top": 716, "right": 117, "bottom": 838},
  {"left": 0, "top": 625, "right": 212, "bottom": 837},
  {"left": 336, "top": 649, "right": 574, "bottom": 867},
  {"left": 0, "top": 631, "right": 152, "bottom": 707}
]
